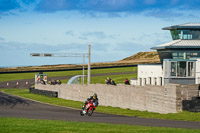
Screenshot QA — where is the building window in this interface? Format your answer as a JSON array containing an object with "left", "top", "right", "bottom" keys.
[
  {"left": 193, "top": 53, "right": 198, "bottom": 56},
  {"left": 170, "top": 62, "right": 177, "bottom": 76},
  {"left": 172, "top": 52, "right": 178, "bottom": 59},
  {"left": 178, "top": 53, "right": 184, "bottom": 59},
  {"left": 172, "top": 52, "right": 186, "bottom": 59},
  {"left": 177, "top": 62, "right": 186, "bottom": 77},
  {"left": 188, "top": 62, "right": 194, "bottom": 77},
  {"left": 170, "top": 30, "right": 180, "bottom": 40},
  {"left": 178, "top": 30, "right": 192, "bottom": 40},
  {"left": 171, "top": 30, "right": 200, "bottom": 40},
  {"left": 168, "top": 61, "right": 195, "bottom": 78}
]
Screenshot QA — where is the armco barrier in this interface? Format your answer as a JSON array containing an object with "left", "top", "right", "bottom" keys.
[{"left": 35, "top": 84, "right": 199, "bottom": 114}]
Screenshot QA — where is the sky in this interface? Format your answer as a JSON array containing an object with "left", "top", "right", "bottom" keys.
[{"left": 1, "top": 0, "right": 200, "bottom": 67}]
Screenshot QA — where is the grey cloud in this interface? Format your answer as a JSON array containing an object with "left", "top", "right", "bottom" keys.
[
  {"left": 81, "top": 31, "right": 118, "bottom": 40},
  {"left": 144, "top": 9, "right": 184, "bottom": 19},
  {"left": 0, "top": 37, "right": 5, "bottom": 41},
  {"left": 65, "top": 30, "right": 75, "bottom": 36},
  {"left": 0, "top": 41, "right": 89, "bottom": 53},
  {"left": 78, "top": 36, "right": 88, "bottom": 40}
]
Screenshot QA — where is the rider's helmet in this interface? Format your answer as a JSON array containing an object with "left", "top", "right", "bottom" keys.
[{"left": 93, "top": 93, "right": 97, "bottom": 99}]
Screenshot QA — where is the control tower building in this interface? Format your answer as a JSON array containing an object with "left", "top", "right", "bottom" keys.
[{"left": 136, "top": 23, "right": 200, "bottom": 86}]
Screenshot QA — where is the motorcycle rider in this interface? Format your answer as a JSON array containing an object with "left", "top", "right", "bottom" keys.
[{"left": 83, "top": 93, "right": 98, "bottom": 114}]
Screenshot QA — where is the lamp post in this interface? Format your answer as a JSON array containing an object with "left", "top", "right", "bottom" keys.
[
  {"left": 30, "top": 45, "right": 91, "bottom": 85},
  {"left": 88, "top": 45, "right": 91, "bottom": 84}
]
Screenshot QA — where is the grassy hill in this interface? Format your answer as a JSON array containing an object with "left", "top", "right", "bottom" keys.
[
  {"left": 121, "top": 51, "right": 159, "bottom": 61},
  {"left": 0, "top": 51, "right": 160, "bottom": 72}
]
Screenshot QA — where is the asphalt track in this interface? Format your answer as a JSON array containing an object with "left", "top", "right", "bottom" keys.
[{"left": 0, "top": 92, "right": 200, "bottom": 129}]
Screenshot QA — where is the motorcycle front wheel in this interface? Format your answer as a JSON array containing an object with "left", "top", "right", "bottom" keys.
[
  {"left": 80, "top": 110, "right": 84, "bottom": 116},
  {"left": 87, "top": 108, "right": 94, "bottom": 116}
]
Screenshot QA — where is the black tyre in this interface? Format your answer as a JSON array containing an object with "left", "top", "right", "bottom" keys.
[
  {"left": 87, "top": 108, "right": 94, "bottom": 116},
  {"left": 80, "top": 110, "right": 84, "bottom": 116}
]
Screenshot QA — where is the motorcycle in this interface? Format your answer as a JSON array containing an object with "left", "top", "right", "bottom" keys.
[{"left": 80, "top": 100, "right": 96, "bottom": 116}]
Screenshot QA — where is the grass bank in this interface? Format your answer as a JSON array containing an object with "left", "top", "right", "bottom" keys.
[
  {"left": 0, "top": 67, "right": 137, "bottom": 82},
  {"left": 0, "top": 117, "right": 199, "bottom": 133},
  {"left": 60, "top": 73, "right": 137, "bottom": 84},
  {"left": 2, "top": 88, "right": 200, "bottom": 122}
]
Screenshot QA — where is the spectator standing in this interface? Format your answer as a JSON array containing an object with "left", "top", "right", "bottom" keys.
[
  {"left": 111, "top": 79, "right": 116, "bottom": 85},
  {"left": 105, "top": 77, "right": 111, "bottom": 85}
]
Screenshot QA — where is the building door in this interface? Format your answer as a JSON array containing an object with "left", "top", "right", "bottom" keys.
[
  {"left": 149, "top": 77, "right": 151, "bottom": 85},
  {"left": 144, "top": 78, "right": 146, "bottom": 85},
  {"left": 160, "top": 77, "right": 163, "bottom": 86}
]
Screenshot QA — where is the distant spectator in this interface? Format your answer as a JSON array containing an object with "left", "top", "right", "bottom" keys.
[
  {"left": 41, "top": 79, "right": 46, "bottom": 85},
  {"left": 56, "top": 80, "right": 62, "bottom": 85},
  {"left": 105, "top": 77, "right": 111, "bottom": 85},
  {"left": 37, "top": 76, "right": 40, "bottom": 81},
  {"left": 43, "top": 76, "right": 47, "bottom": 82},
  {"left": 124, "top": 78, "right": 130, "bottom": 85},
  {"left": 111, "top": 79, "right": 116, "bottom": 86},
  {"left": 49, "top": 79, "right": 56, "bottom": 85},
  {"left": 36, "top": 76, "right": 40, "bottom": 84}
]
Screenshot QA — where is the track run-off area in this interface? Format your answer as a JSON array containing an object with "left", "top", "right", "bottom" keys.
[{"left": 0, "top": 92, "right": 200, "bottom": 129}]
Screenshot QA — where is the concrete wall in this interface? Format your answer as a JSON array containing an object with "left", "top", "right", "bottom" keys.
[{"left": 35, "top": 84, "right": 199, "bottom": 114}]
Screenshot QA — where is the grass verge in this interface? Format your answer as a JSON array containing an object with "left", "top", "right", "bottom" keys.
[
  {"left": 0, "top": 117, "right": 199, "bottom": 133},
  {"left": 60, "top": 73, "right": 137, "bottom": 84},
  {"left": 0, "top": 67, "right": 137, "bottom": 82},
  {"left": 2, "top": 88, "right": 200, "bottom": 122}
]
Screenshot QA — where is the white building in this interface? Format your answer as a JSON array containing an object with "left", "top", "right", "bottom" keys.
[{"left": 136, "top": 23, "right": 200, "bottom": 86}]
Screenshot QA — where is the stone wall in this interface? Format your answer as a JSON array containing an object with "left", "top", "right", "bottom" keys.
[{"left": 35, "top": 83, "right": 199, "bottom": 114}]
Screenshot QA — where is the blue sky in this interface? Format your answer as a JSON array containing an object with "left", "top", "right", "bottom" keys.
[{"left": 1, "top": 0, "right": 200, "bottom": 67}]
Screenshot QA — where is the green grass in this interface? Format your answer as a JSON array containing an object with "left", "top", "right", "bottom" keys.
[
  {"left": 1, "top": 88, "right": 82, "bottom": 109},
  {"left": 0, "top": 67, "right": 137, "bottom": 82},
  {"left": 90, "top": 74, "right": 137, "bottom": 84},
  {"left": 0, "top": 117, "right": 199, "bottom": 133},
  {"left": 2, "top": 88, "right": 200, "bottom": 122},
  {"left": 0, "top": 73, "right": 36, "bottom": 82},
  {"left": 61, "top": 73, "right": 137, "bottom": 84}
]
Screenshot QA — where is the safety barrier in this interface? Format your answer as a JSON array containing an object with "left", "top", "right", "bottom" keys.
[{"left": 29, "top": 87, "right": 58, "bottom": 97}]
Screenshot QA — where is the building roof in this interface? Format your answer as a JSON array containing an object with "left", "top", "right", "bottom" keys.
[
  {"left": 151, "top": 39, "right": 200, "bottom": 50},
  {"left": 163, "top": 23, "right": 200, "bottom": 30}
]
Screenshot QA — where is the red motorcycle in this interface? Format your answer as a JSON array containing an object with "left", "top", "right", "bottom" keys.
[{"left": 80, "top": 100, "right": 96, "bottom": 116}]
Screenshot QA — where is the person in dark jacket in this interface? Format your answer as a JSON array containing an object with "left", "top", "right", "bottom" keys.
[
  {"left": 87, "top": 93, "right": 99, "bottom": 107},
  {"left": 83, "top": 93, "right": 99, "bottom": 113},
  {"left": 105, "top": 77, "right": 111, "bottom": 85},
  {"left": 111, "top": 79, "right": 116, "bottom": 85},
  {"left": 124, "top": 78, "right": 130, "bottom": 85}
]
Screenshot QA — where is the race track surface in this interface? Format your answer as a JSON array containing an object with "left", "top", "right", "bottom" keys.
[{"left": 0, "top": 92, "right": 200, "bottom": 129}]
